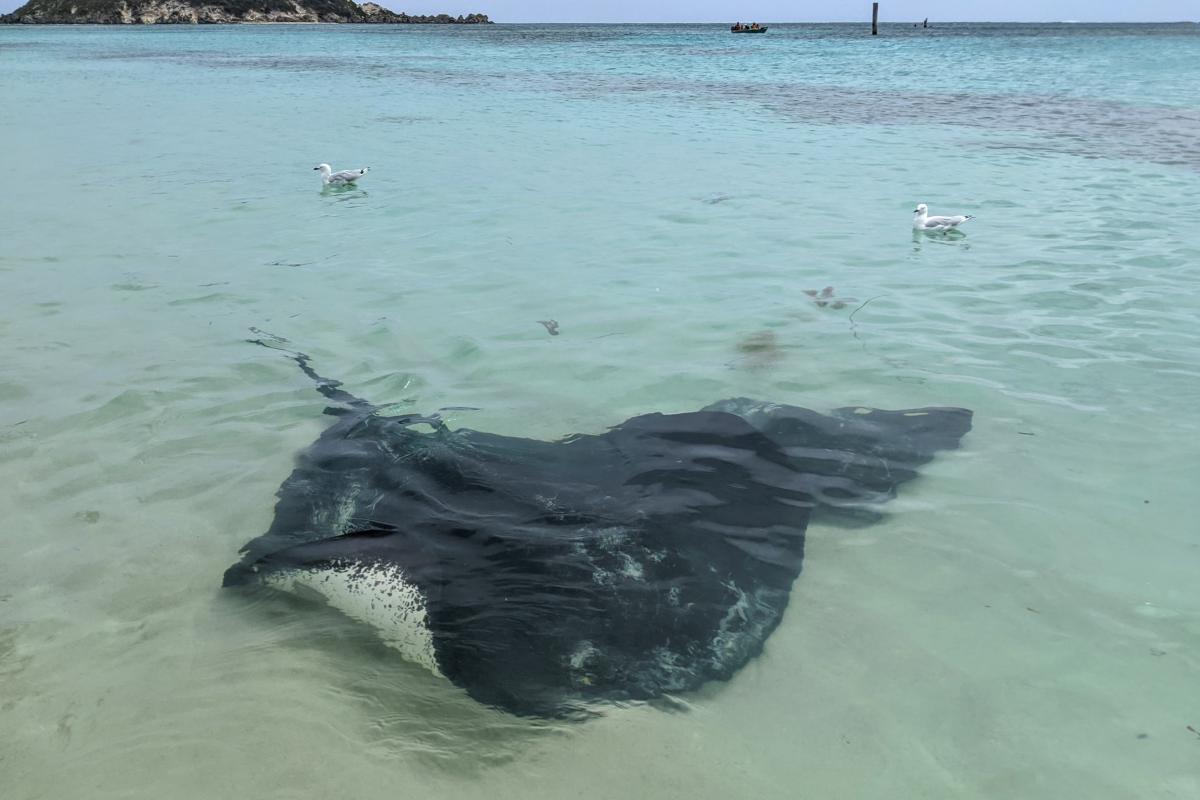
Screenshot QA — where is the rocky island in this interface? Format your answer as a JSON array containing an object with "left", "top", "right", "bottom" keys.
[{"left": 0, "top": 0, "right": 491, "bottom": 24}]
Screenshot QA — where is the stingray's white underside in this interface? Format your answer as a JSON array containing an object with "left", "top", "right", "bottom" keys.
[{"left": 264, "top": 561, "right": 444, "bottom": 678}]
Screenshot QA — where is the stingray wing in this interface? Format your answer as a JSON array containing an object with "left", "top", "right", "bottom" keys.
[{"left": 703, "top": 398, "right": 972, "bottom": 518}]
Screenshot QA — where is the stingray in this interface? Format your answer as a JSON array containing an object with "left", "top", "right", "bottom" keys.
[{"left": 223, "top": 347, "right": 972, "bottom": 718}]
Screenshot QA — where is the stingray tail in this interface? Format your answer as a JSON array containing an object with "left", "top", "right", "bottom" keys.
[{"left": 246, "top": 328, "right": 372, "bottom": 410}]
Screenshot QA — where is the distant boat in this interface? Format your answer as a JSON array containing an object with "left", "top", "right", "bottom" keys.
[{"left": 730, "top": 24, "right": 768, "bottom": 33}]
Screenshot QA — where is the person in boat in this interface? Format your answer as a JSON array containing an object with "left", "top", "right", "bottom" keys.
[
  {"left": 751, "top": 22, "right": 759, "bottom": 29},
  {"left": 734, "top": 22, "right": 743, "bottom": 31}
]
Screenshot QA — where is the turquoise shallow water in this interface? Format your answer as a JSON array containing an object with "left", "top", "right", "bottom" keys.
[{"left": 1, "top": 22, "right": 1199, "bottom": 799}]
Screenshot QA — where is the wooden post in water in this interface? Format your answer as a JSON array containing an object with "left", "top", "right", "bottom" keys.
[{"left": 872, "top": 3, "right": 879, "bottom": 35}]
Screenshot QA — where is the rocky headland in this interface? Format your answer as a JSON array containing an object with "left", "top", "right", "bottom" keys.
[{"left": 0, "top": 0, "right": 492, "bottom": 24}]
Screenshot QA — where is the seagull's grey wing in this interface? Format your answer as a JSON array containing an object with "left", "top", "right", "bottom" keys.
[
  {"left": 924, "top": 215, "right": 970, "bottom": 228},
  {"left": 329, "top": 170, "right": 363, "bottom": 183}
]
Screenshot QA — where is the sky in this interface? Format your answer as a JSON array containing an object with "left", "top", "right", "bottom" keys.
[{"left": 1, "top": 0, "right": 1197, "bottom": 22}]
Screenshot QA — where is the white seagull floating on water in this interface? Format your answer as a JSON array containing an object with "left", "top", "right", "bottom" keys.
[
  {"left": 314, "top": 163, "right": 369, "bottom": 186},
  {"left": 913, "top": 203, "right": 975, "bottom": 232}
]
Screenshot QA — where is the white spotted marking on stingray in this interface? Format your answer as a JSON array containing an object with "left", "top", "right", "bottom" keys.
[
  {"left": 569, "top": 640, "right": 598, "bottom": 670},
  {"left": 618, "top": 552, "right": 645, "bottom": 580},
  {"left": 264, "top": 560, "right": 442, "bottom": 678}
]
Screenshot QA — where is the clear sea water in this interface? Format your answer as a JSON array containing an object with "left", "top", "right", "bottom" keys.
[{"left": 2, "top": 21, "right": 1199, "bottom": 799}]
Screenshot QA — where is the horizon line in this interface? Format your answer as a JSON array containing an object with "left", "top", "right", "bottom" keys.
[
  {"left": 481, "top": 19, "right": 1199, "bottom": 22},
  {"left": 477, "top": 19, "right": 1197, "bottom": 25}
]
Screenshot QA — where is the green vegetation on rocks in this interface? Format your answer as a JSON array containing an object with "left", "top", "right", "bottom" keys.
[{"left": 0, "top": 0, "right": 492, "bottom": 24}]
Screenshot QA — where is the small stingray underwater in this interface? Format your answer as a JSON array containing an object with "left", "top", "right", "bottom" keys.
[{"left": 224, "top": 342, "right": 973, "bottom": 718}]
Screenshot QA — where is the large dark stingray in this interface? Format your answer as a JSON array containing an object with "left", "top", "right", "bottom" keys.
[{"left": 224, "top": 348, "right": 972, "bottom": 717}]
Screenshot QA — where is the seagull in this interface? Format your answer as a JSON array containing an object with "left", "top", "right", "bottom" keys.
[
  {"left": 913, "top": 203, "right": 974, "bottom": 232},
  {"left": 314, "top": 164, "right": 368, "bottom": 186}
]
